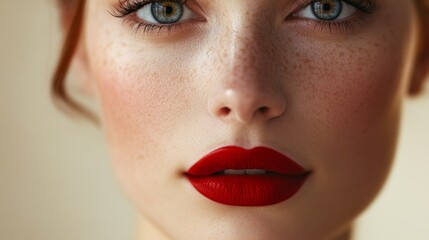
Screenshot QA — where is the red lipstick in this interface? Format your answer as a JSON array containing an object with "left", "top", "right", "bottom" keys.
[{"left": 185, "top": 146, "right": 310, "bottom": 206}]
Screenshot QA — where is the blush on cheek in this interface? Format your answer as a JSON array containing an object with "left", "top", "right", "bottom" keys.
[
  {"left": 94, "top": 58, "right": 191, "bottom": 150},
  {"left": 303, "top": 40, "right": 408, "bottom": 139}
]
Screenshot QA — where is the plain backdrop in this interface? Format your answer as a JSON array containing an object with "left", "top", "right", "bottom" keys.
[{"left": 0, "top": 0, "right": 428, "bottom": 239}]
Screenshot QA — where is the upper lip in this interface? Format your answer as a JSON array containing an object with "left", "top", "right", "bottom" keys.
[{"left": 186, "top": 146, "right": 308, "bottom": 176}]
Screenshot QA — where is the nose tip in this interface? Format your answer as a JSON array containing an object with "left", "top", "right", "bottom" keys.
[{"left": 209, "top": 88, "right": 286, "bottom": 124}]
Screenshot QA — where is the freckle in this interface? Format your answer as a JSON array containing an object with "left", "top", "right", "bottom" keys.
[
  {"left": 304, "top": 58, "right": 310, "bottom": 64},
  {"left": 339, "top": 51, "right": 344, "bottom": 57}
]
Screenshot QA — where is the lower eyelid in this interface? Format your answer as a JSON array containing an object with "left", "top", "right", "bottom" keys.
[{"left": 123, "top": 17, "right": 205, "bottom": 39}]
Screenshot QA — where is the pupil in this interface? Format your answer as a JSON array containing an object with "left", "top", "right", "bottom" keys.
[
  {"left": 322, "top": 4, "right": 331, "bottom": 11},
  {"left": 165, "top": 6, "right": 173, "bottom": 15}
]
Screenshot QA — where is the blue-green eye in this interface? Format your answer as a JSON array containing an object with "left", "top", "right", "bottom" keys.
[
  {"left": 136, "top": 1, "right": 193, "bottom": 24},
  {"left": 151, "top": 2, "right": 183, "bottom": 23},
  {"left": 296, "top": 0, "right": 357, "bottom": 21},
  {"left": 312, "top": 0, "right": 342, "bottom": 20}
]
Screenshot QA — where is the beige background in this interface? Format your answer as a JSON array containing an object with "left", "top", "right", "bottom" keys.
[{"left": 0, "top": 0, "right": 428, "bottom": 239}]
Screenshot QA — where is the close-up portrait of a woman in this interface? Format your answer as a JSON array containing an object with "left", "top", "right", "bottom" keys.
[{"left": 1, "top": 0, "right": 428, "bottom": 239}]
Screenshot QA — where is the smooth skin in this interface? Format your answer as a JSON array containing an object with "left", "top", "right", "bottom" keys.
[{"left": 64, "top": 0, "right": 428, "bottom": 239}]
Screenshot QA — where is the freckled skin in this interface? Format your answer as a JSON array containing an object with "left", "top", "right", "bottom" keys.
[{"left": 81, "top": 0, "right": 419, "bottom": 239}]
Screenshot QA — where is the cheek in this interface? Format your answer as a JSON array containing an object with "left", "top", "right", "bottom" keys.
[
  {"left": 84, "top": 1, "right": 194, "bottom": 153},
  {"left": 89, "top": 51, "right": 195, "bottom": 209},
  {"left": 83, "top": 1, "right": 206, "bottom": 210},
  {"left": 92, "top": 46, "right": 191, "bottom": 148},
  {"left": 97, "top": 66, "right": 192, "bottom": 178},
  {"left": 284, "top": 7, "right": 417, "bottom": 224},
  {"left": 99, "top": 70, "right": 179, "bottom": 141},
  {"left": 295, "top": 40, "right": 406, "bottom": 136}
]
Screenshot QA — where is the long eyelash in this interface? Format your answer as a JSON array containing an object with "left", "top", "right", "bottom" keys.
[
  {"left": 137, "top": 22, "right": 181, "bottom": 35},
  {"left": 110, "top": 0, "right": 190, "bottom": 35},
  {"left": 295, "top": 0, "right": 376, "bottom": 14},
  {"left": 111, "top": 0, "right": 187, "bottom": 18}
]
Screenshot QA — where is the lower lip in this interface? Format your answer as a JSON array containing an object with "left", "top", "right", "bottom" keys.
[{"left": 186, "top": 173, "right": 309, "bottom": 206}]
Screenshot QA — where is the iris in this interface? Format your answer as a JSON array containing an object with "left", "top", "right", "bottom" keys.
[
  {"left": 151, "top": 2, "right": 184, "bottom": 24},
  {"left": 312, "top": 0, "right": 343, "bottom": 20}
]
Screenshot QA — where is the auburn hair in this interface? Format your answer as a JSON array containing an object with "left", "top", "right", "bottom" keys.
[
  {"left": 51, "top": 0, "right": 99, "bottom": 123},
  {"left": 52, "top": 0, "right": 428, "bottom": 122}
]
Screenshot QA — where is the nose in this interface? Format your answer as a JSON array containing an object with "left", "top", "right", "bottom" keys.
[
  {"left": 208, "top": 22, "right": 287, "bottom": 124},
  {"left": 209, "top": 84, "right": 287, "bottom": 124}
]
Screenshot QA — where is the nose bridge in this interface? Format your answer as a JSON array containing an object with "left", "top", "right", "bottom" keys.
[
  {"left": 207, "top": 13, "right": 286, "bottom": 124},
  {"left": 224, "top": 18, "right": 276, "bottom": 83}
]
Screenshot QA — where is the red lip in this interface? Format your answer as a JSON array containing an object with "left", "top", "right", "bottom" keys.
[{"left": 185, "top": 146, "right": 310, "bottom": 206}]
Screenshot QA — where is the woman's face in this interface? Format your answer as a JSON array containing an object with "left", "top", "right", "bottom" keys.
[{"left": 81, "top": 0, "right": 419, "bottom": 239}]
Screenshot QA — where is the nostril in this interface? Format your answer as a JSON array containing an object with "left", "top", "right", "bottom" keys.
[
  {"left": 219, "top": 107, "right": 231, "bottom": 116},
  {"left": 259, "top": 106, "right": 269, "bottom": 113}
]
